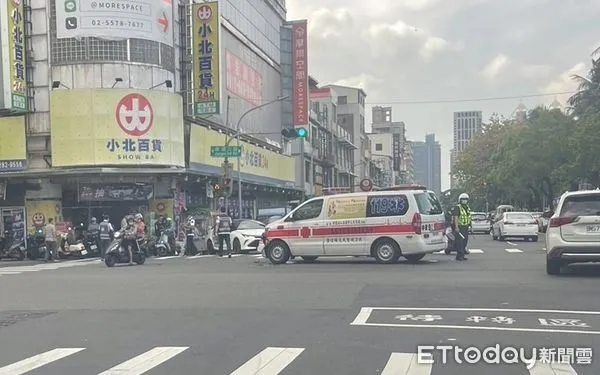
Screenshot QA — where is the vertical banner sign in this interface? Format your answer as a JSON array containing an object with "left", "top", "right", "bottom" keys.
[
  {"left": 2, "top": 0, "right": 28, "bottom": 112},
  {"left": 292, "top": 20, "right": 308, "bottom": 127},
  {"left": 192, "top": 2, "right": 220, "bottom": 115},
  {"left": 392, "top": 134, "right": 401, "bottom": 171}
]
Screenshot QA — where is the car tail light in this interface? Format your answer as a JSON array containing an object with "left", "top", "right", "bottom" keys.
[
  {"left": 412, "top": 213, "right": 422, "bottom": 235},
  {"left": 549, "top": 216, "right": 577, "bottom": 227}
]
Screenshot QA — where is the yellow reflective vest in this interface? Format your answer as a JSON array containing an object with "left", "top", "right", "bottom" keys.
[{"left": 458, "top": 204, "right": 472, "bottom": 226}]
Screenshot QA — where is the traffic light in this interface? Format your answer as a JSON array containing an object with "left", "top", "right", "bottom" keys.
[
  {"left": 281, "top": 127, "right": 308, "bottom": 139},
  {"left": 222, "top": 177, "right": 232, "bottom": 197}
]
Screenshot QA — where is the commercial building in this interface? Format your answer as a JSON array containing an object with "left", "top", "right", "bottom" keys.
[
  {"left": 450, "top": 110, "right": 483, "bottom": 188},
  {"left": 412, "top": 133, "right": 442, "bottom": 195},
  {"left": 0, "top": 0, "right": 301, "bottom": 238},
  {"left": 369, "top": 106, "right": 411, "bottom": 185}
]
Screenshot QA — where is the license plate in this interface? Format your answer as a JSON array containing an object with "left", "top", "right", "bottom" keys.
[
  {"left": 81, "top": 250, "right": 88, "bottom": 255},
  {"left": 586, "top": 225, "right": 600, "bottom": 232},
  {"left": 91, "top": 245, "right": 97, "bottom": 250}
]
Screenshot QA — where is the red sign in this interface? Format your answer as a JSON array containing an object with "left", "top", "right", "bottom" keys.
[
  {"left": 225, "top": 50, "right": 263, "bottom": 106},
  {"left": 292, "top": 21, "right": 308, "bottom": 127},
  {"left": 115, "top": 94, "right": 154, "bottom": 137},
  {"left": 310, "top": 88, "right": 331, "bottom": 99}
]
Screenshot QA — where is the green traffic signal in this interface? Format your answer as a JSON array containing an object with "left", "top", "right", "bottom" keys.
[{"left": 296, "top": 127, "right": 308, "bottom": 138}]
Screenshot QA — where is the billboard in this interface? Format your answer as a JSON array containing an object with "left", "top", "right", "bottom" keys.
[
  {"left": 54, "top": 0, "right": 174, "bottom": 47},
  {"left": 1, "top": 0, "right": 28, "bottom": 112},
  {"left": 221, "top": 29, "right": 282, "bottom": 140},
  {"left": 50, "top": 89, "right": 184, "bottom": 167},
  {"left": 192, "top": 1, "right": 221, "bottom": 115},
  {"left": 189, "top": 125, "right": 295, "bottom": 185},
  {"left": 226, "top": 50, "right": 262, "bottom": 106},
  {"left": 0, "top": 116, "right": 27, "bottom": 171},
  {"left": 292, "top": 20, "right": 308, "bottom": 127}
]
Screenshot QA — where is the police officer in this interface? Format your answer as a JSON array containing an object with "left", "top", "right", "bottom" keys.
[
  {"left": 214, "top": 207, "right": 232, "bottom": 258},
  {"left": 98, "top": 214, "right": 114, "bottom": 260},
  {"left": 452, "top": 193, "right": 472, "bottom": 261}
]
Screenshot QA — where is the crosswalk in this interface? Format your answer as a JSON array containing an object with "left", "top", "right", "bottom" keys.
[
  {"left": 0, "top": 258, "right": 99, "bottom": 277},
  {"left": 433, "top": 248, "right": 526, "bottom": 255},
  {"left": 0, "top": 346, "right": 587, "bottom": 374}
]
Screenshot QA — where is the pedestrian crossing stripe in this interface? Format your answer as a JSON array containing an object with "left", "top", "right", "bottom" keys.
[
  {"left": 505, "top": 248, "right": 524, "bottom": 253},
  {"left": 0, "top": 259, "right": 99, "bottom": 276},
  {"left": 0, "top": 347, "right": 583, "bottom": 374}
]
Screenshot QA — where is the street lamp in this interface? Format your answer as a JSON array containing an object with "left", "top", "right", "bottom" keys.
[{"left": 224, "top": 95, "right": 289, "bottom": 218}]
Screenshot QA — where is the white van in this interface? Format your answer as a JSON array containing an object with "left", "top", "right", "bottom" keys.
[{"left": 262, "top": 188, "right": 447, "bottom": 264}]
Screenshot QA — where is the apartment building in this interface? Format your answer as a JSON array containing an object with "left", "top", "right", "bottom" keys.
[
  {"left": 450, "top": 110, "right": 483, "bottom": 188},
  {"left": 323, "top": 85, "right": 369, "bottom": 191},
  {"left": 369, "top": 106, "right": 410, "bottom": 185},
  {"left": 412, "top": 133, "right": 442, "bottom": 195}
]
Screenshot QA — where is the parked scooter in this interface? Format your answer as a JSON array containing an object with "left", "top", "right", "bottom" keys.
[
  {"left": 59, "top": 224, "right": 88, "bottom": 258},
  {"left": 0, "top": 230, "right": 26, "bottom": 261},
  {"left": 26, "top": 228, "right": 47, "bottom": 260},
  {"left": 104, "top": 230, "right": 146, "bottom": 267},
  {"left": 83, "top": 230, "right": 100, "bottom": 258},
  {"left": 154, "top": 228, "right": 178, "bottom": 257}
]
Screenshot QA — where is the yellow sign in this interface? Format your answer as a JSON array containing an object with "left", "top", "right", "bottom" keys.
[
  {"left": 4, "top": 0, "right": 27, "bottom": 111},
  {"left": 326, "top": 196, "right": 367, "bottom": 219},
  {"left": 190, "top": 125, "right": 295, "bottom": 183},
  {"left": 150, "top": 199, "right": 174, "bottom": 219},
  {"left": 0, "top": 116, "right": 26, "bottom": 171},
  {"left": 50, "top": 89, "right": 185, "bottom": 167},
  {"left": 25, "top": 199, "right": 62, "bottom": 233},
  {"left": 192, "top": 1, "right": 221, "bottom": 115}
]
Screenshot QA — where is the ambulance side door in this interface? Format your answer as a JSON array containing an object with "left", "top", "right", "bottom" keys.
[{"left": 285, "top": 198, "right": 325, "bottom": 256}]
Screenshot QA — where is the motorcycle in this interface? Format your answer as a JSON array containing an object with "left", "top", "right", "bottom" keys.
[
  {"left": 58, "top": 225, "right": 88, "bottom": 258},
  {"left": 104, "top": 230, "right": 146, "bottom": 267},
  {"left": 154, "top": 228, "right": 178, "bottom": 257},
  {"left": 26, "top": 228, "right": 47, "bottom": 260},
  {"left": 0, "top": 231, "right": 26, "bottom": 261},
  {"left": 83, "top": 231, "right": 100, "bottom": 258}
]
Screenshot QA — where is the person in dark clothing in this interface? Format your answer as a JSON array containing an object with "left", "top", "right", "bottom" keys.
[
  {"left": 98, "top": 214, "right": 114, "bottom": 260},
  {"left": 452, "top": 193, "right": 472, "bottom": 261},
  {"left": 184, "top": 216, "right": 197, "bottom": 256},
  {"left": 214, "top": 208, "right": 232, "bottom": 258}
]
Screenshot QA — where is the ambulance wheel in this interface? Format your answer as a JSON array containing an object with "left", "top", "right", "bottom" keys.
[
  {"left": 266, "top": 240, "right": 290, "bottom": 265},
  {"left": 372, "top": 238, "right": 400, "bottom": 264}
]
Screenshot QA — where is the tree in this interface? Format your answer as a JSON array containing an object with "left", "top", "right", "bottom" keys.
[{"left": 568, "top": 48, "right": 600, "bottom": 116}]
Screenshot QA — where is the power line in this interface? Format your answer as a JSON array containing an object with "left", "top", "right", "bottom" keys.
[{"left": 365, "top": 91, "right": 576, "bottom": 105}]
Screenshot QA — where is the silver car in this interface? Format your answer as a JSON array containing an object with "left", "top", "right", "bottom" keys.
[{"left": 470, "top": 212, "right": 490, "bottom": 234}]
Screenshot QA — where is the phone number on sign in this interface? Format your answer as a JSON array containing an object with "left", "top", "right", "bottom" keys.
[
  {"left": 84, "top": 18, "right": 146, "bottom": 29},
  {"left": 0, "top": 161, "right": 25, "bottom": 171}
]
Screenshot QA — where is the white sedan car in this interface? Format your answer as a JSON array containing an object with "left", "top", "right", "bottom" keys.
[
  {"left": 206, "top": 219, "right": 265, "bottom": 254},
  {"left": 470, "top": 212, "right": 491, "bottom": 234},
  {"left": 491, "top": 212, "right": 539, "bottom": 242}
]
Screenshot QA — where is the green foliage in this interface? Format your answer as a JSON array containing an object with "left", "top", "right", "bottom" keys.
[{"left": 452, "top": 49, "right": 600, "bottom": 210}]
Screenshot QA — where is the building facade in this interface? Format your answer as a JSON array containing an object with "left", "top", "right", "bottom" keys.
[
  {"left": 370, "top": 106, "right": 410, "bottom": 184},
  {"left": 412, "top": 133, "right": 441, "bottom": 195},
  {"left": 323, "top": 84, "right": 369, "bottom": 191},
  {"left": 0, "top": 0, "right": 301, "bottom": 239},
  {"left": 450, "top": 110, "right": 482, "bottom": 188}
]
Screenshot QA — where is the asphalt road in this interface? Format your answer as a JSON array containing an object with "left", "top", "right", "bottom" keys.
[{"left": 0, "top": 233, "right": 599, "bottom": 375}]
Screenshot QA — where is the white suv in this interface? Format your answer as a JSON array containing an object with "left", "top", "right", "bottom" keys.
[{"left": 545, "top": 190, "right": 600, "bottom": 275}]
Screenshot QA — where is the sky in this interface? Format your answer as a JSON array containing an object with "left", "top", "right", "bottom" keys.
[{"left": 286, "top": 0, "right": 599, "bottom": 190}]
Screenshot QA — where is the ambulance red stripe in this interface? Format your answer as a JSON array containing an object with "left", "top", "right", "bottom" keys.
[{"left": 312, "top": 224, "right": 414, "bottom": 236}]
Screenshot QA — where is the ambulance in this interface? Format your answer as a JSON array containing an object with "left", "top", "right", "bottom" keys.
[{"left": 262, "top": 185, "right": 447, "bottom": 264}]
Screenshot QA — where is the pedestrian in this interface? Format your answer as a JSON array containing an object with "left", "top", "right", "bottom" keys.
[
  {"left": 452, "top": 193, "right": 472, "bottom": 261},
  {"left": 44, "top": 218, "right": 58, "bottom": 262},
  {"left": 98, "top": 214, "right": 114, "bottom": 260},
  {"left": 214, "top": 207, "right": 232, "bottom": 258},
  {"left": 184, "top": 216, "right": 197, "bottom": 256}
]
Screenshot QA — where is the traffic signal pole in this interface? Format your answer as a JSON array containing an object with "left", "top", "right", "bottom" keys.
[{"left": 226, "top": 95, "right": 289, "bottom": 218}]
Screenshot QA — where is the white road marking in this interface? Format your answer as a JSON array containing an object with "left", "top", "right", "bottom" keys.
[
  {"left": 0, "top": 260, "right": 97, "bottom": 276},
  {"left": 433, "top": 251, "right": 445, "bottom": 254},
  {"left": 350, "top": 307, "right": 373, "bottom": 325},
  {"left": 528, "top": 361, "right": 577, "bottom": 375},
  {"left": 229, "top": 347, "right": 304, "bottom": 375},
  {"left": 381, "top": 353, "right": 432, "bottom": 375},
  {"left": 355, "top": 322, "right": 600, "bottom": 335},
  {"left": 506, "top": 241, "right": 517, "bottom": 246},
  {"left": 0, "top": 348, "right": 85, "bottom": 375},
  {"left": 542, "top": 247, "right": 546, "bottom": 250},
  {"left": 186, "top": 254, "right": 214, "bottom": 259},
  {"left": 358, "top": 307, "right": 600, "bottom": 314},
  {"left": 98, "top": 346, "right": 188, "bottom": 375},
  {"left": 505, "top": 248, "right": 523, "bottom": 253},
  {"left": 467, "top": 249, "right": 484, "bottom": 253},
  {"left": 154, "top": 256, "right": 180, "bottom": 260}
]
